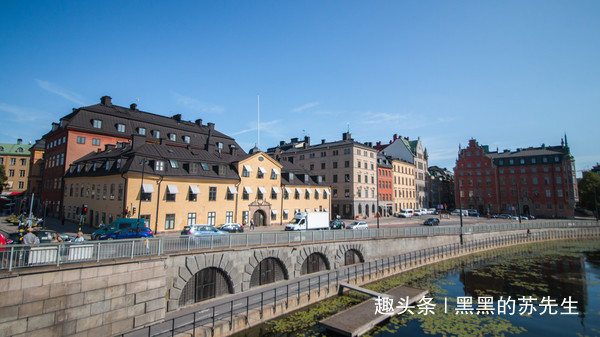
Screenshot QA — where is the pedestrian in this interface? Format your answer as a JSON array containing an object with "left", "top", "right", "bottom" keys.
[
  {"left": 74, "top": 232, "right": 85, "bottom": 242},
  {"left": 51, "top": 233, "right": 63, "bottom": 243},
  {"left": 526, "top": 228, "right": 531, "bottom": 238},
  {"left": 23, "top": 228, "right": 39, "bottom": 245},
  {"left": 250, "top": 219, "right": 255, "bottom": 231}
]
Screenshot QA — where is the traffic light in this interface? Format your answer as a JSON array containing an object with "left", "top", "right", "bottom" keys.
[{"left": 82, "top": 205, "right": 88, "bottom": 215}]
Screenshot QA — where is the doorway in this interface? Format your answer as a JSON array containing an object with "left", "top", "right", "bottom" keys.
[{"left": 253, "top": 210, "right": 266, "bottom": 227}]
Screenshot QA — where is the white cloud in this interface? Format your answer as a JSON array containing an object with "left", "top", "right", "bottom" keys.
[
  {"left": 172, "top": 93, "right": 224, "bottom": 114},
  {"left": 292, "top": 102, "right": 319, "bottom": 113},
  {"left": 363, "top": 112, "right": 409, "bottom": 125},
  {"left": 0, "top": 103, "right": 48, "bottom": 122},
  {"left": 36, "top": 80, "right": 85, "bottom": 106}
]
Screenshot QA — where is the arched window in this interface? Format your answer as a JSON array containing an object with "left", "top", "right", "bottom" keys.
[
  {"left": 358, "top": 204, "right": 362, "bottom": 214},
  {"left": 178, "top": 267, "right": 233, "bottom": 307}
]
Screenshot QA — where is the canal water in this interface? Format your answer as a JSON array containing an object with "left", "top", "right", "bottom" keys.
[{"left": 233, "top": 240, "right": 600, "bottom": 337}]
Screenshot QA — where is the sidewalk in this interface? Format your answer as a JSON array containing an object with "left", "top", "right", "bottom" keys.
[{"left": 0, "top": 216, "right": 93, "bottom": 240}]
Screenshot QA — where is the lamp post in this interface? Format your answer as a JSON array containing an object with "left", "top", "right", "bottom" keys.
[
  {"left": 376, "top": 166, "right": 380, "bottom": 229},
  {"left": 137, "top": 158, "right": 148, "bottom": 238},
  {"left": 458, "top": 179, "right": 463, "bottom": 245},
  {"left": 516, "top": 183, "right": 522, "bottom": 224}
]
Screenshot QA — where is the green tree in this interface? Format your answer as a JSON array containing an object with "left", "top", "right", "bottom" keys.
[
  {"left": 578, "top": 171, "right": 600, "bottom": 214},
  {"left": 0, "top": 164, "right": 7, "bottom": 193}
]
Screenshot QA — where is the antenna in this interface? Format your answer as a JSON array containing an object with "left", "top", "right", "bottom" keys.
[
  {"left": 257, "top": 94, "right": 260, "bottom": 150},
  {"left": 347, "top": 122, "right": 350, "bottom": 133}
]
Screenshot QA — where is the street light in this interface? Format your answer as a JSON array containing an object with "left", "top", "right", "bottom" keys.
[
  {"left": 137, "top": 158, "right": 148, "bottom": 238},
  {"left": 458, "top": 179, "right": 463, "bottom": 245}
]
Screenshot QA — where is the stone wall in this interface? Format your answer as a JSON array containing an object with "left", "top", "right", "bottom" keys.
[{"left": 0, "top": 258, "right": 166, "bottom": 337}]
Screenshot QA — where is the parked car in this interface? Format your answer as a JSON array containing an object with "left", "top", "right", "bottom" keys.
[
  {"left": 498, "top": 214, "right": 511, "bottom": 219},
  {"left": 423, "top": 218, "right": 440, "bottom": 226},
  {"left": 398, "top": 209, "right": 414, "bottom": 218},
  {"left": 216, "top": 223, "right": 244, "bottom": 233},
  {"left": 427, "top": 208, "right": 438, "bottom": 215},
  {"left": 346, "top": 221, "right": 368, "bottom": 230},
  {"left": 468, "top": 209, "right": 480, "bottom": 217},
  {"left": 181, "top": 224, "right": 228, "bottom": 236},
  {"left": 413, "top": 209, "right": 423, "bottom": 216},
  {"left": 98, "top": 226, "right": 153, "bottom": 240},
  {"left": 329, "top": 220, "right": 346, "bottom": 229},
  {"left": 451, "top": 209, "right": 469, "bottom": 216},
  {"left": 36, "top": 230, "right": 73, "bottom": 243}
]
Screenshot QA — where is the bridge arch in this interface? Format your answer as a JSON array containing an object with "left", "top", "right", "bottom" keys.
[
  {"left": 169, "top": 253, "right": 238, "bottom": 311},
  {"left": 297, "top": 245, "right": 332, "bottom": 276},
  {"left": 244, "top": 249, "right": 292, "bottom": 289},
  {"left": 334, "top": 244, "right": 365, "bottom": 268}
]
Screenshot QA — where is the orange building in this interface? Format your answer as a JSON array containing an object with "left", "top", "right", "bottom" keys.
[{"left": 376, "top": 153, "right": 393, "bottom": 216}]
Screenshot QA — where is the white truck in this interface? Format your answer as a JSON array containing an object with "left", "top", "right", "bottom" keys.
[{"left": 285, "top": 212, "right": 330, "bottom": 231}]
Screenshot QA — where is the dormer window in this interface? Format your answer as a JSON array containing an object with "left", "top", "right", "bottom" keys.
[
  {"left": 117, "top": 124, "right": 125, "bottom": 132},
  {"left": 92, "top": 163, "right": 97, "bottom": 171},
  {"left": 116, "top": 159, "right": 121, "bottom": 169},
  {"left": 169, "top": 160, "right": 179, "bottom": 168},
  {"left": 93, "top": 120, "right": 102, "bottom": 128},
  {"left": 77, "top": 164, "right": 82, "bottom": 172},
  {"left": 190, "top": 163, "right": 199, "bottom": 173},
  {"left": 155, "top": 160, "right": 164, "bottom": 171},
  {"left": 153, "top": 130, "right": 160, "bottom": 138},
  {"left": 219, "top": 165, "right": 226, "bottom": 176},
  {"left": 201, "top": 162, "right": 209, "bottom": 171},
  {"left": 17, "top": 147, "right": 23, "bottom": 153},
  {"left": 169, "top": 133, "right": 176, "bottom": 141},
  {"left": 105, "top": 161, "right": 110, "bottom": 170},
  {"left": 217, "top": 142, "right": 223, "bottom": 152},
  {"left": 138, "top": 127, "right": 146, "bottom": 135},
  {"left": 183, "top": 136, "right": 190, "bottom": 144}
]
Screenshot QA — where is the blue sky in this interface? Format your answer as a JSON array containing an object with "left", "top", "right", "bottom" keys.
[{"left": 1, "top": 1, "right": 598, "bottom": 175}]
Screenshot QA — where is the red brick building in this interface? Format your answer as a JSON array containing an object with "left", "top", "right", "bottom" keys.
[
  {"left": 41, "top": 96, "right": 244, "bottom": 218},
  {"left": 454, "top": 138, "right": 577, "bottom": 218},
  {"left": 377, "top": 153, "right": 393, "bottom": 216}
]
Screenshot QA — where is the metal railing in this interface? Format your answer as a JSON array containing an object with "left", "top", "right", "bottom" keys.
[
  {"left": 122, "top": 226, "right": 600, "bottom": 337},
  {"left": 1, "top": 221, "right": 597, "bottom": 271}
]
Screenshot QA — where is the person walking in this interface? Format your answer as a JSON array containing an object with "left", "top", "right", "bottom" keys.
[
  {"left": 23, "top": 228, "right": 39, "bottom": 245},
  {"left": 250, "top": 219, "right": 255, "bottom": 231}
]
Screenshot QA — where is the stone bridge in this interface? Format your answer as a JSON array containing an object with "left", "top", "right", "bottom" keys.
[{"left": 0, "top": 223, "right": 597, "bottom": 336}]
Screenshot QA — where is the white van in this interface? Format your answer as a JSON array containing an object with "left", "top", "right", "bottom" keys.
[{"left": 398, "top": 209, "right": 414, "bottom": 218}]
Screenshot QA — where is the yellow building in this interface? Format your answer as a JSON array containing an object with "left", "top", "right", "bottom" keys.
[
  {"left": 391, "top": 158, "right": 416, "bottom": 212},
  {"left": 63, "top": 138, "right": 330, "bottom": 233}
]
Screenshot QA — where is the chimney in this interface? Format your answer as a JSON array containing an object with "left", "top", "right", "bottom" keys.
[
  {"left": 195, "top": 119, "right": 202, "bottom": 126},
  {"left": 321, "top": 139, "right": 326, "bottom": 144},
  {"left": 342, "top": 132, "right": 352, "bottom": 141},
  {"left": 104, "top": 144, "right": 116, "bottom": 151},
  {"left": 100, "top": 96, "right": 112, "bottom": 106},
  {"left": 207, "top": 122, "right": 215, "bottom": 131},
  {"left": 130, "top": 103, "right": 137, "bottom": 110},
  {"left": 132, "top": 135, "right": 146, "bottom": 150},
  {"left": 393, "top": 134, "right": 397, "bottom": 140},
  {"left": 304, "top": 136, "right": 310, "bottom": 146},
  {"left": 17, "top": 138, "right": 22, "bottom": 144},
  {"left": 280, "top": 141, "right": 285, "bottom": 146},
  {"left": 291, "top": 137, "right": 298, "bottom": 143},
  {"left": 172, "top": 114, "right": 182, "bottom": 121},
  {"left": 229, "top": 144, "right": 237, "bottom": 156}
]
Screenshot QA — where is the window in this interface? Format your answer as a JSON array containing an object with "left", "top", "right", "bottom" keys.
[
  {"left": 345, "top": 189, "right": 350, "bottom": 197},
  {"left": 357, "top": 161, "right": 361, "bottom": 168},
  {"left": 257, "top": 188, "right": 264, "bottom": 200},
  {"left": 138, "top": 127, "right": 146, "bottom": 135},
  {"left": 226, "top": 211, "right": 233, "bottom": 223},
  {"left": 190, "top": 163, "right": 199, "bottom": 173},
  {"left": 243, "top": 189, "right": 250, "bottom": 200},
  {"left": 226, "top": 186, "right": 236, "bottom": 200},
  {"left": 165, "top": 214, "right": 175, "bottom": 230},
  {"left": 557, "top": 189, "right": 563, "bottom": 197},
  {"left": 201, "top": 163, "right": 210, "bottom": 171},
  {"left": 333, "top": 162, "right": 338, "bottom": 168},
  {"left": 118, "top": 184, "right": 123, "bottom": 200},
  {"left": 333, "top": 174, "right": 338, "bottom": 183},
  {"left": 294, "top": 190, "right": 300, "bottom": 200},
  {"left": 345, "top": 174, "right": 350, "bottom": 182},
  {"left": 358, "top": 175, "right": 361, "bottom": 183},
  {"left": 117, "top": 124, "right": 125, "bottom": 132},
  {"left": 257, "top": 167, "right": 265, "bottom": 179},
  {"left": 333, "top": 189, "right": 338, "bottom": 198},
  {"left": 154, "top": 130, "right": 160, "bottom": 138},
  {"left": 209, "top": 187, "right": 217, "bottom": 201},
  {"left": 93, "top": 119, "right": 102, "bottom": 128},
  {"left": 110, "top": 184, "right": 115, "bottom": 199},
  {"left": 546, "top": 189, "right": 551, "bottom": 197},
  {"left": 19, "top": 170, "right": 25, "bottom": 177},
  {"left": 321, "top": 163, "right": 326, "bottom": 169},
  {"left": 283, "top": 188, "right": 289, "bottom": 200},
  {"left": 345, "top": 161, "right": 350, "bottom": 168},
  {"left": 155, "top": 161, "right": 164, "bottom": 171},
  {"left": 556, "top": 176, "right": 562, "bottom": 184},
  {"left": 166, "top": 191, "right": 176, "bottom": 202},
  {"left": 305, "top": 190, "right": 310, "bottom": 200},
  {"left": 187, "top": 213, "right": 196, "bottom": 226},
  {"left": 207, "top": 212, "right": 216, "bottom": 226},
  {"left": 20, "top": 159, "right": 26, "bottom": 165},
  {"left": 183, "top": 136, "right": 190, "bottom": 144},
  {"left": 77, "top": 136, "right": 86, "bottom": 144},
  {"left": 271, "top": 168, "right": 278, "bottom": 179},
  {"left": 169, "top": 133, "right": 176, "bottom": 141},
  {"left": 18, "top": 181, "right": 24, "bottom": 189},
  {"left": 169, "top": 160, "right": 179, "bottom": 168},
  {"left": 8, "top": 169, "right": 14, "bottom": 176}
]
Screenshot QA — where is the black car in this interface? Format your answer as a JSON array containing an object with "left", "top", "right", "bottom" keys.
[
  {"left": 423, "top": 218, "right": 440, "bottom": 226},
  {"left": 216, "top": 223, "right": 244, "bottom": 233},
  {"left": 329, "top": 220, "right": 345, "bottom": 229}
]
